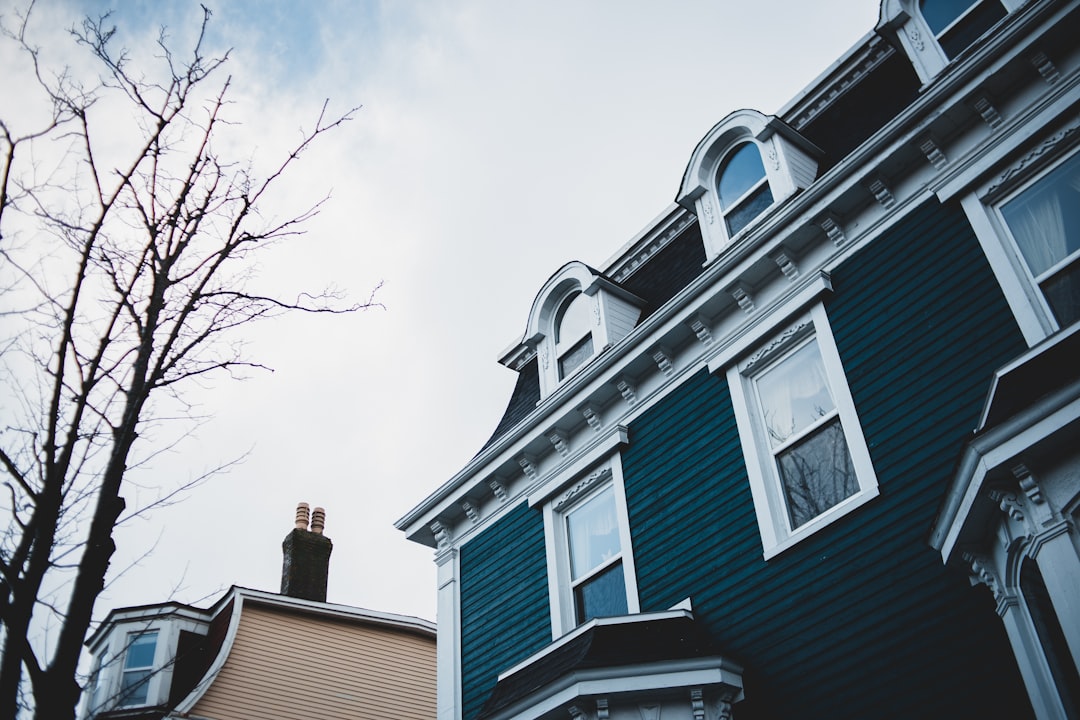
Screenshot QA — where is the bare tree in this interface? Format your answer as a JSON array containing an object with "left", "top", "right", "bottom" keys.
[{"left": 0, "top": 5, "right": 374, "bottom": 718}]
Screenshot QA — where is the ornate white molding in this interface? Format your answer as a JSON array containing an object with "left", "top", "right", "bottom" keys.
[
  {"left": 742, "top": 320, "right": 811, "bottom": 373},
  {"left": 690, "top": 689, "right": 705, "bottom": 720},
  {"left": 907, "top": 27, "right": 925, "bottom": 52},
  {"left": 651, "top": 347, "right": 675, "bottom": 378},
  {"left": 964, "top": 552, "right": 1003, "bottom": 603},
  {"left": 773, "top": 251, "right": 799, "bottom": 280},
  {"left": 867, "top": 176, "right": 896, "bottom": 209},
  {"left": 1031, "top": 52, "right": 1059, "bottom": 84},
  {"left": 973, "top": 96, "right": 1003, "bottom": 129},
  {"left": 549, "top": 430, "right": 571, "bottom": 458},
  {"left": 638, "top": 705, "right": 660, "bottom": 720},
  {"left": 431, "top": 520, "right": 451, "bottom": 550},
  {"left": 617, "top": 379, "right": 638, "bottom": 407},
  {"left": 689, "top": 316, "right": 714, "bottom": 346},
  {"left": 553, "top": 466, "right": 613, "bottom": 512},
  {"left": 519, "top": 455, "right": 539, "bottom": 481},
  {"left": 985, "top": 121, "right": 1080, "bottom": 197},
  {"left": 1012, "top": 463, "right": 1043, "bottom": 504},
  {"left": 789, "top": 37, "right": 892, "bottom": 129},
  {"left": 581, "top": 404, "right": 603, "bottom": 432},
  {"left": 919, "top": 137, "right": 948, "bottom": 169},
  {"left": 730, "top": 285, "right": 755, "bottom": 314},
  {"left": 596, "top": 698, "right": 609, "bottom": 720},
  {"left": 611, "top": 213, "right": 696, "bottom": 283},
  {"left": 568, "top": 705, "right": 589, "bottom": 720},
  {"left": 461, "top": 501, "right": 480, "bottom": 524},
  {"left": 488, "top": 478, "right": 508, "bottom": 503},
  {"left": 989, "top": 489, "right": 1024, "bottom": 522},
  {"left": 819, "top": 213, "right": 845, "bottom": 246}
]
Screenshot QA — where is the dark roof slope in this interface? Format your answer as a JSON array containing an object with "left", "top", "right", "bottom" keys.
[{"left": 477, "top": 614, "right": 726, "bottom": 720}]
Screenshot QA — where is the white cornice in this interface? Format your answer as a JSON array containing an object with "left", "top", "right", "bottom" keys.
[{"left": 396, "top": 0, "right": 1078, "bottom": 546}]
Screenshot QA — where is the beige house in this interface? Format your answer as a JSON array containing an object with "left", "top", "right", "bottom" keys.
[{"left": 83, "top": 506, "right": 436, "bottom": 720}]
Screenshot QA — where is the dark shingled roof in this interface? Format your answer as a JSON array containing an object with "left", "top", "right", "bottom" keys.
[
  {"left": 477, "top": 614, "right": 724, "bottom": 720},
  {"left": 478, "top": 357, "right": 541, "bottom": 453}
]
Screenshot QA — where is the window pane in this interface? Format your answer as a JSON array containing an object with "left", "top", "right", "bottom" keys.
[
  {"left": 558, "top": 335, "right": 594, "bottom": 379},
  {"left": 756, "top": 341, "right": 835, "bottom": 447},
  {"left": 777, "top": 419, "right": 857, "bottom": 529},
  {"left": 724, "top": 183, "right": 774, "bottom": 237},
  {"left": 574, "top": 561, "right": 627, "bottom": 623},
  {"left": 718, "top": 143, "right": 767, "bottom": 210},
  {"left": 124, "top": 632, "right": 157, "bottom": 669},
  {"left": 120, "top": 669, "right": 151, "bottom": 705},
  {"left": 920, "top": 0, "right": 978, "bottom": 33},
  {"left": 937, "top": 0, "right": 1007, "bottom": 58},
  {"left": 556, "top": 292, "right": 592, "bottom": 344},
  {"left": 1042, "top": 262, "right": 1080, "bottom": 327},
  {"left": 1000, "top": 153, "right": 1080, "bottom": 277},
  {"left": 566, "top": 486, "right": 620, "bottom": 580}
]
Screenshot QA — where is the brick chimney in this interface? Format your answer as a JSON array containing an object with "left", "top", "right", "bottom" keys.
[{"left": 281, "top": 502, "right": 333, "bottom": 602}]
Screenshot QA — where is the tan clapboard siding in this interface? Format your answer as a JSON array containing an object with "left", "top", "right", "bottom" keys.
[{"left": 191, "top": 604, "right": 435, "bottom": 720}]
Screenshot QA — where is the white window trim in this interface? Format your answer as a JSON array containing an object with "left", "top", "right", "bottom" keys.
[
  {"left": 541, "top": 453, "right": 640, "bottom": 638},
  {"left": 725, "top": 304, "right": 879, "bottom": 560},
  {"left": 959, "top": 140, "right": 1080, "bottom": 346},
  {"left": 879, "top": 0, "right": 1022, "bottom": 84},
  {"left": 118, "top": 629, "right": 161, "bottom": 708}
]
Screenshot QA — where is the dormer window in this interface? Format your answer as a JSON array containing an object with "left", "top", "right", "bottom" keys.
[
  {"left": 510, "top": 262, "right": 645, "bottom": 399},
  {"left": 679, "top": 109, "right": 820, "bottom": 262},
  {"left": 920, "top": 0, "right": 1006, "bottom": 59},
  {"left": 555, "top": 292, "right": 595, "bottom": 379},
  {"left": 718, "top": 142, "right": 775, "bottom": 237},
  {"left": 878, "top": 0, "right": 1019, "bottom": 83},
  {"left": 120, "top": 630, "right": 158, "bottom": 706}
]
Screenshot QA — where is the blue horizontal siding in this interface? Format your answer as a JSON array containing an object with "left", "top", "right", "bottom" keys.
[
  {"left": 459, "top": 502, "right": 551, "bottom": 720},
  {"left": 623, "top": 199, "right": 1032, "bottom": 719}
]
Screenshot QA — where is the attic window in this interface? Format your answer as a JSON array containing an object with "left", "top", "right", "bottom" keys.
[
  {"left": 120, "top": 630, "right": 158, "bottom": 706},
  {"left": 718, "top": 142, "right": 775, "bottom": 237},
  {"left": 920, "top": 0, "right": 1006, "bottom": 59},
  {"left": 555, "top": 292, "right": 595, "bottom": 379}
]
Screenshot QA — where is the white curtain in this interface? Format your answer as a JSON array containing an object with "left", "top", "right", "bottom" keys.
[{"left": 1006, "top": 187, "right": 1067, "bottom": 277}]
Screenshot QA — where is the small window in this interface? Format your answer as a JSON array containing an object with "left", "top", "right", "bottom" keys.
[
  {"left": 754, "top": 340, "right": 857, "bottom": 529},
  {"left": 920, "top": 0, "right": 1006, "bottom": 59},
  {"left": 998, "top": 151, "right": 1080, "bottom": 329},
  {"left": 119, "top": 631, "right": 157, "bottom": 706},
  {"left": 566, "top": 485, "right": 626, "bottom": 624},
  {"left": 555, "top": 292, "right": 595, "bottom": 379},
  {"left": 727, "top": 307, "right": 879, "bottom": 558},
  {"left": 717, "top": 142, "right": 774, "bottom": 237}
]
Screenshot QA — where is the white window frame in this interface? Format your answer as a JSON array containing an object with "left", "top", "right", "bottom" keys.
[
  {"left": 878, "top": 0, "right": 1021, "bottom": 84},
  {"left": 726, "top": 305, "right": 879, "bottom": 559},
  {"left": 119, "top": 629, "right": 159, "bottom": 707},
  {"left": 960, "top": 141, "right": 1080, "bottom": 346},
  {"left": 541, "top": 455, "right": 640, "bottom": 638}
]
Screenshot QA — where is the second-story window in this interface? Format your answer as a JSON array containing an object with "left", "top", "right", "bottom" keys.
[
  {"left": 920, "top": 0, "right": 1006, "bottom": 59},
  {"left": 119, "top": 631, "right": 158, "bottom": 706},
  {"left": 997, "top": 150, "right": 1080, "bottom": 329},
  {"left": 565, "top": 484, "right": 626, "bottom": 624},
  {"left": 555, "top": 292, "right": 594, "bottom": 379},
  {"left": 717, "top": 142, "right": 774, "bottom": 238}
]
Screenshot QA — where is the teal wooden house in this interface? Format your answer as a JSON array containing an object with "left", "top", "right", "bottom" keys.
[{"left": 397, "top": 1, "right": 1080, "bottom": 718}]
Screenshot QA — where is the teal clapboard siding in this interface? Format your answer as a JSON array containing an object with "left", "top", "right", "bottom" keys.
[
  {"left": 459, "top": 501, "right": 551, "bottom": 720},
  {"left": 623, "top": 199, "right": 1032, "bottom": 720}
]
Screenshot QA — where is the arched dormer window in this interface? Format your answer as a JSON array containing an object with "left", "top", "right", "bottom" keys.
[
  {"left": 920, "top": 0, "right": 1006, "bottom": 59},
  {"left": 555, "top": 292, "right": 595, "bottom": 379},
  {"left": 878, "top": 0, "right": 1018, "bottom": 83},
  {"left": 718, "top": 142, "right": 775, "bottom": 237},
  {"left": 503, "top": 262, "right": 645, "bottom": 399},
  {"left": 679, "top": 109, "right": 820, "bottom": 262}
]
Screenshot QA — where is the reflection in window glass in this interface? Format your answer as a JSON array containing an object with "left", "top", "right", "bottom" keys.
[
  {"left": 566, "top": 486, "right": 626, "bottom": 624},
  {"left": 920, "top": 0, "right": 1006, "bottom": 59},
  {"left": 1000, "top": 152, "right": 1080, "bottom": 327},
  {"left": 556, "top": 292, "right": 595, "bottom": 379},
  {"left": 755, "top": 339, "right": 856, "bottom": 530},
  {"left": 120, "top": 631, "right": 157, "bottom": 706},
  {"left": 718, "top": 143, "right": 773, "bottom": 237}
]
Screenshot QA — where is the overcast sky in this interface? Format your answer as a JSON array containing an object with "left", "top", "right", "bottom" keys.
[{"left": 6, "top": 0, "right": 882, "bottom": 624}]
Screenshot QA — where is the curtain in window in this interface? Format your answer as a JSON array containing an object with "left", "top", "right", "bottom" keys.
[{"left": 1004, "top": 187, "right": 1068, "bottom": 277}]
